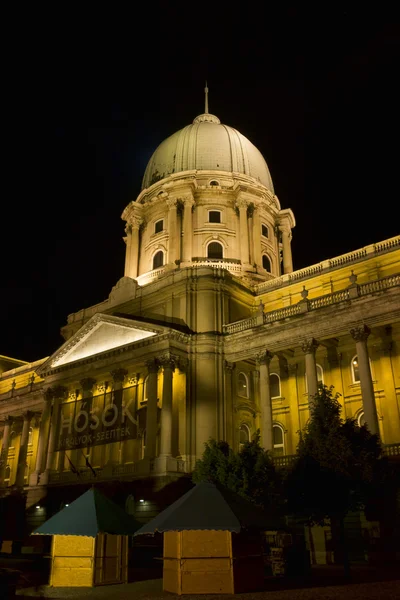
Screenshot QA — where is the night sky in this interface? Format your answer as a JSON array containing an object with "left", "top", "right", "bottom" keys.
[{"left": 1, "top": 7, "right": 399, "bottom": 362}]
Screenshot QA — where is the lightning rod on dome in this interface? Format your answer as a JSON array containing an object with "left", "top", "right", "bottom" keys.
[{"left": 204, "top": 81, "right": 209, "bottom": 114}]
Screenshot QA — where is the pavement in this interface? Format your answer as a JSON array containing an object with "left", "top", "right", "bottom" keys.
[{"left": 13, "top": 565, "right": 400, "bottom": 600}]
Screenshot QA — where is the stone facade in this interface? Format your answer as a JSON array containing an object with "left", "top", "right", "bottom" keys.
[{"left": 0, "top": 105, "right": 399, "bottom": 547}]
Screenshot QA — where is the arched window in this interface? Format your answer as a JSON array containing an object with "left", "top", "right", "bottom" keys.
[
  {"left": 143, "top": 376, "right": 148, "bottom": 402},
  {"left": 261, "top": 224, "right": 269, "bottom": 238},
  {"left": 154, "top": 219, "right": 164, "bottom": 234},
  {"left": 207, "top": 241, "right": 223, "bottom": 259},
  {"left": 28, "top": 427, "right": 33, "bottom": 445},
  {"left": 270, "top": 373, "right": 281, "bottom": 398},
  {"left": 208, "top": 210, "right": 221, "bottom": 223},
  {"left": 273, "top": 424, "right": 285, "bottom": 456},
  {"left": 237, "top": 372, "right": 249, "bottom": 398},
  {"left": 351, "top": 355, "right": 360, "bottom": 383},
  {"left": 152, "top": 250, "right": 164, "bottom": 270},
  {"left": 357, "top": 412, "right": 366, "bottom": 427},
  {"left": 4, "top": 465, "right": 11, "bottom": 481},
  {"left": 239, "top": 424, "right": 250, "bottom": 450},
  {"left": 262, "top": 255, "right": 272, "bottom": 272},
  {"left": 209, "top": 180, "right": 220, "bottom": 187},
  {"left": 305, "top": 364, "right": 324, "bottom": 391}
]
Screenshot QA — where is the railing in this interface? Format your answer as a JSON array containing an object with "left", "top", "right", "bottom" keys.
[
  {"left": 308, "top": 289, "right": 350, "bottom": 310},
  {"left": 224, "top": 272, "right": 400, "bottom": 335},
  {"left": 358, "top": 274, "right": 400, "bottom": 296},
  {"left": 383, "top": 442, "right": 400, "bottom": 458},
  {"left": 273, "top": 455, "right": 296, "bottom": 468},
  {"left": 263, "top": 304, "right": 302, "bottom": 323},
  {"left": 256, "top": 235, "right": 400, "bottom": 294},
  {"left": 225, "top": 316, "right": 258, "bottom": 334},
  {"left": 136, "top": 267, "right": 166, "bottom": 287},
  {"left": 191, "top": 258, "right": 242, "bottom": 274}
]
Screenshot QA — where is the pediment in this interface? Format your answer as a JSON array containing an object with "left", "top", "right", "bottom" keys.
[{"left": 38, "top": 314, "right": 163, "bottom": 372}]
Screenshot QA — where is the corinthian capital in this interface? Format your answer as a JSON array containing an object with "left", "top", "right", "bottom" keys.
[
  {"left": 80, "top": 377, "right": 97, "bottom": 392},
  {"left": 159, "top": 351, "right": 176, "bottom": 370},
  {"left": 166, "top": 197, "right": 178, "bottom": 209},
  {"left": 235, "top": 197, "right": 249, "bottom": 210},
  {"left": 255, "top": 350, "right": 273, "bottom": 366},
  {"left": 129, "top": 215, "right": 143, "bottom": 230},
  {"left": 181, "top": 195, "right": 195, "bottom": 207},
  {"left": 110, "top": 369, "right": 128, "bottom": 383},
  {"left": 350, "top": 324, "right": 371, "bottom": 343},
  {"left": 146, "top": 358, "right": 160, "bottom": 373},
  {"left": 301, "top": 338, "right": 319, "bottom": 355}
]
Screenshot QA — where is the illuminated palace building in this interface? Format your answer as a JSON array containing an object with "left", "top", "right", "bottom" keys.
[{"left": 1, "top": 93, "right": 399, "bottom": 550}]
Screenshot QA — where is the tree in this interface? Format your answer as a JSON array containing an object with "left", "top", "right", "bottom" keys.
[
  {"left": 285, "top": 385, "right": 388, "bottom": 575},
  {"left": 192, "top": 433, "right": 283, "bottom": 511}
]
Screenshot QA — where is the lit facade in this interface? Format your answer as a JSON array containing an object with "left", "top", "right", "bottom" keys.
[{"left": 1, "top": 102, "right": 399, "bottom": 549}]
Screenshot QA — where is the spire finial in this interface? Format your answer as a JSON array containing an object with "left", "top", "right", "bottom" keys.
[{"left": 204, "top": 81, "right": 209, "bottom": 114}]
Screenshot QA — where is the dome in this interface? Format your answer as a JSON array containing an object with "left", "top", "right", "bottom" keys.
[{"left": 142, "top": 112, "right": 274, "bottom": 192}]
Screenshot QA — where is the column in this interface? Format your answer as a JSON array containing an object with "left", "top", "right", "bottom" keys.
[
  {"left": 252, "top": 205, "right": 262, "bottom": 268},
  {"left": 225, "top": 362, "right": 236, "bottom": 448},
  {"left": 159, "top": 355, "right": 175, "bottom": 456},
  {"left": 167, "top": 198, "right": 178, "bottom": 265},
  {"left": 124, "top": 216, "right": 142, "bottom": 278},
  {"left": 44, "top": 386, "right": 67, "bottom": 473},
  {"left": 182, "top": 196, "right": 195, "bottom": 263},
  {"left": 0, "top": 416, "right": 13, "bottom": 486},
  {"left": 16, "top": 411, "right": 34, "bottom": 487},
  {"left": 123, "top": 224, "right": 132, "bottom": 276},
  {"left": 144, "top": 359, "right": 159, "bottom": 459},
  {"left": 79, "top": 377, "right": 97, "bottom": 467},
  {"left": 256, "top": 351, "right": 274, "bottom": 451},
  {"left": 350, "top": 325, "right": 379, "bottom": 436},
  {"left": 30, "top": 391, "right": 52, "bottom": 485},
  {"left": 281, "top": 226, "right": 293, "bottom": 274},
  {"left": 302, "top": 338, "right": 319, "bottom": 402},
  {"left": 237, "top": 199, "right": 250, "bottom": 266}
]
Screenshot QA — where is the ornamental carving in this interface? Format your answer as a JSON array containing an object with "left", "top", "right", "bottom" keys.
[
  {"left": 166, "top": 197, "right": 177, "bottom": 209},
  {"left": 255, "top": 350, "right": 273, "bottom": 366},
  {"left": 301, "top": 338, "right": 319, "bottom": 354},
  {"left": 110, "top": 368, "right": 128, "bottom": 383},
  {"left": 235, "top": 198, "right": 249, "bottom": 210},
  {"left": 129, "top": 215, "right": 143, "bottom": 230},
  {"left": 350, "top": 324, "right": 371, "bottom": 343},
  {"left": 80, "top": 377, "right": 97, "bottom": 392},
  {"left": 146, "top": 358, "right": 160, "bottom": 373},
  {"left": 52, "top": 385, "right": 68, "bottom": 400},
  {"left": 224, "top": 360, "right": 236, "bottom": 372}
]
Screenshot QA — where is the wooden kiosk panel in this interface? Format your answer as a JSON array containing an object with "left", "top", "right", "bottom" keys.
[
  {"left": 50, "top": 534, "right": 128, "bottom": 588},
  {"left": 51, "top": 535, "right": 95, "bottom": 587},
  {"left": 163, "top": 531, "right": 234, "bottom": 595}
]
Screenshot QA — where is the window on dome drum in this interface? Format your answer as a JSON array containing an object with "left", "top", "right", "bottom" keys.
[
  {"left": 209, "top": 180, "right": 220, "bottom": 187},
  {"left": 273, "top": 424, "right": 285, "bottom": 456},
  {"left": 207, "top": 241, "right": 223, "bottom": 259},
  {"left": 262, "top": 255, "right": 272, "bottom": 272},
  {"left": 351, "top": 355, "right": 360, "bottom": 383},
  {"left": 261, "top": 224, "right": 269, "bottom": 238},
  {"left": 357, "top": 412, "right": 366, "bottom": 427},
  {"left": 208, "top": 210, "right": 221, "bottom": 223},
  {"left": 154, "top": 219, "right": 164, "bottom": 234},
  {"left": 270, "top": 373, "right": 281, "bottom": 398},
  {"left": 237, "top": 372, "right": 249, "bottom": 398},
  {"left": 239, "top": 424, "right": 250, "bottom": 450},
  {"left": 152, "top": 251, "right": 164, "bottom": 270}
]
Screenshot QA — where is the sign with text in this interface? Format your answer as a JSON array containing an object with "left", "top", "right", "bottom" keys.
[{"left": 55, "top": 386, "right": 138, "bottom": 451}]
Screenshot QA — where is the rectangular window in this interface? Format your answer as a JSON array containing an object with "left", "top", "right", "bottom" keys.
[
  {"left": 209, "top": 210, "right": 221, "bottom": 223},
  {"left": 261, "top": 224, "right": 269, "bottom": 238},
  {"left": 155, "top": 219, "right": 163, "bottom": 234}
]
